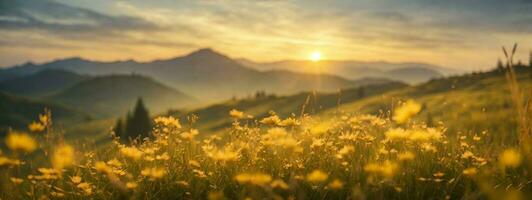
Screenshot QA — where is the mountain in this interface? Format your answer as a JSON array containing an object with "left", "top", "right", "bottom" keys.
[
  {"left": 237, "top": 59, "right": 459, "bottom": 84},
  {"left": 0, "top": 48, "right": 392, "bottom": 101},
  {"left": 49, "top": 74, "right": 196, "bottom": 118},
  {"left": 0, "top": 92, "right": 90, "bottom": 134},
  {"left": 0, "top": 69, "right": 88, "bottom": 97}
]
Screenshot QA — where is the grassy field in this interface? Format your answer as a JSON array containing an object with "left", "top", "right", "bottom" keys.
[{"left": 0, "top": 67, "right": 530, "bottom": 199}]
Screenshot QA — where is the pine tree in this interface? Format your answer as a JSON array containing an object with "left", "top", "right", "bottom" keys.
[
  {"left": 124, "top": 98, "right": 152, "bottom": 140},
  {"left": 113, "top": 118, "right": 123, "bottom": 137}
]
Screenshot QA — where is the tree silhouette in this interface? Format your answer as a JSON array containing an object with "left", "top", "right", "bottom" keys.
[
  {"left": 122, "top": 98, "right": 152, "bottom": 141},
  {"left": 113, "top": 118, "right": 124, "bottom": 137}
]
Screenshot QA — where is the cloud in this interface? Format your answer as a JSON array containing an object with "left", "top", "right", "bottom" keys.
[{"left": 0, "top": 0, "right": 160, "bottom": 38}]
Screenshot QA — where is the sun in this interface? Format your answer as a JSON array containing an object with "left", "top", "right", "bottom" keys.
[{"left": 309, "top": 51, "right": 321, "bottom": 62}]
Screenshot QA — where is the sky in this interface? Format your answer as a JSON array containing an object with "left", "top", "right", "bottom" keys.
[{"left": 0, "top": 0, "right": 531, "bottom": 70}]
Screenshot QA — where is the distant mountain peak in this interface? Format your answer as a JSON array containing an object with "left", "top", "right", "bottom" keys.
[{"left": 186, "top": 48, "right": 228, "bottom": 59}]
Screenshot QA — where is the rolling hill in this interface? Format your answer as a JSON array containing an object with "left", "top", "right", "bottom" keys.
[
  {"left": 0, "top": 92, "right": 90, "bottom": 134},
  {"left": 237, "top": 59, "right": 456, "bottom": 84},
  {"left": 165, "top": 66, "right": 531, "bottom": 140},
  {"left": 0, "top": 49, "right": 392, "bottom": 101},
  {"left": 0, "top": 69, "right": 88, "bottom": 97},
  {"left": 49, "top": 74, "right": 196, "bottom": 118}
]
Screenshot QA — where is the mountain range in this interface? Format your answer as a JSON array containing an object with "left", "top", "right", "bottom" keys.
[
  {"left": 0, "top": 48, "right": 447, "bottom": 101},
  {"left": 237, "top": 59, "right": 461, "bottom": 84}
]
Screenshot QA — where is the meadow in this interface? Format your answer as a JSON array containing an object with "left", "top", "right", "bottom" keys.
[{"left": 0, "top": 70, "right": 530, "bottom": 200}]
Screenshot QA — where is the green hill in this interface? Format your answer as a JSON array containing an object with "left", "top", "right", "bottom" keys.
[
  {"left": 50, "top": 74, "right": 196, "bottom": 118},
  {"left": 167, "top": 81, "right": 407, "bottom": 132},
  {"left": 0, "top": 92, "right": 90, "bottom": 134},
  {"left": 0, "top": 69, "right": 88, "bottom": 97},
  {"left": 319, "top": 66, "right": 532, "bottom": 143}
]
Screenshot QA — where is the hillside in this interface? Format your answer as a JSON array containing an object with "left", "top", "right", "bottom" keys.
[
  {"left": 50, "top": 75, "right": 196, "bottom": 118},
  {"left": 0, "top": 69, "right": 88, "bottom": 97},
  {"left": 319, "top": 66, "right": 532, "bottom": 141},
  {"left": 167, "top": 81, "right": 407, "bottom": 132},
  {"left": 0, "top": 92, "right": 90, "bottom": 134},
  {"left": 238, "top": 59, "right": 453, "bottom": 84},
  {"left": 0, "top": 49, "right": 391, "bottom": 101}
]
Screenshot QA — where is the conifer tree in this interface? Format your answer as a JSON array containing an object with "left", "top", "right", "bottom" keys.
[
  {"left": 113, "top": 118, "right": 123, "bottom": 137},
  {"left": 124, "top": 98, "right": 152, "bottom": 140}
]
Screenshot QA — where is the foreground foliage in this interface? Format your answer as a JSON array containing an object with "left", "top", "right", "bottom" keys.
[{"left": 1, "top": 100, "right": 530, "bottom": 200}]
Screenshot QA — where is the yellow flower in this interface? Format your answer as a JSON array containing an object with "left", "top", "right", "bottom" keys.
[
  {"left": 28, "top": 121, "right": 45, "bottom": 132},
  {"left": 52, "top": 144, "right": 74, "bottom": 169},
  {"left": 235, "top": 172, "right": 272, "bottom": 186},
  {"left": 270, "top": 179, "right": 289, "bottom": 189},
  {"left": 5, "top": 131, "right": 37, "bottom": 152},
  {"left": 462, "top": 167, "right": 478, "bottom": 176},
  {"left": 141, "top": 167, "right": 165, "bottom": 180},
  {"left": 328, "top": 179, "right": 344, "bottom": 190},
  {"left": 119, "top": 146, "right": 144, "bottom": 160},
  {"left": 126, "top": 182, "right": 138, "bottom": 189},
  {"left": 10, "top": 177, "right": 23, "bottom": 184},
  {"left": 364, "top": 161, "right": 399, "bottom": 178},
  {"left": 71, "top": 176, "right": 82, "bottom": 184},
  {"left": 499, "top": 148, "right": 522, "bottom": 168},
  {"left": 385, "top": 128, "right": 409, "bottom": 140},
  {"left": 229, "top": 109, "right": 245, "bottom": 119},
  {"left": 393, "top": 99, "right": 422, "bottom": 124},
  {"left": 306, "top": 170, "right": 328, "bottom": 183},
  {"left": 260, "top": 114, "right": 281, "bottom": 126},
  {"left": 180, "top": 129, "right": 199, "bottom": 140},
  {"left": 94, "top": 161, "right": 111, "bottom": 173},
  {"left": 154, "top": 116, "right": 181, "bottom": 129},
  {"left": 279, "top": 117, "right": 301, "bottom": 127},
  {"left": 398, "top": 151, "right": 415, "bottom": 161}
]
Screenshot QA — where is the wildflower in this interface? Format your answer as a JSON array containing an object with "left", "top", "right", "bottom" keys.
[
  {"left": 364, "top": 161, "right": 398, "bottom": 178},
  {"left": 0, "top": 156, "right": 22, "bottom": 166},
  {"left": 279, "top": 117, "right": 301, "bottom": 126},
  {"left": 260, "top": 114, "right": 281, "bottom": 126},
  {"left": 328, "top": 179, "right": 344, "bottom": 190},
  {"left": 229, "top": 109, "right": 245, "bottom": 119},
  {"left": 77, "top": 182, "right": 93, "bottom": 195},
  {"left": 180, "top": 129, "right": 199, "bottom": 140},
  {"left": 10, "top": 177, "right": 23, "bottom": 184},
  {"left": 126, "top": 182, "right": 138, "bottom": 189},
  {"left": 393, "top": 99, "right": 421, "bottom": 124},
  {"left": 309, "top": 123, "right": 329, "bottom": 135},
  {"left": 177, "top": 180, "right": 189, "bottom": 187},
  {"left": 433, "top": 172, "right": 445, "bottom": 177},
  {"left": 398, "top": 151, "right": 415, "bottom": 161},
  {"left": 141, "top": 167, "right": 165, "bottom": 180},
  {"left": 206, "top": 147, "right": 239, "bottom": 162},
  {"left": 461, "top": 151, "right": 475, "bottom": 159},
  {"left": 156, "top": 152, "right": 170, "bottom": 160},
  {"left": 336, "top": 145, "right": 354, "bottom": 159},
  {"left": 106, "top": 159, "right": 123, "bottom": 168},
  {"left": 462, "top": 167, "right": 478, "bottom": 176},
  {"left": 71, "top": 176, "right": 82, "bottom": 184},
  {"left": 385, "top": 128, "right": 409, "bottom": 140},
  {"left": 306, "top": 170, "right": 328, "bottom": 183},
  {"left": 235, "top": 172, "right": 272, "bottom": 186},
  {"left": 28, "top": 121, "right": 45, "bottom": 132},
  {"left": 154, "top": 116, "right": 181, "bottom": 129},
  {"left": 39, "top": 113, "right": 50, "bottom": 126},
  {"left": 94, "top": 161, "right": 111, "bottom": 173},
  {"left": 52, "top": 144, "right": 74, "bottom": 169},
  {"left": 271, "top": 179, "right": 289, "bottom": 190},
  {"left": 499, "top": 148, "right": 522, "bottom": 168},
  {"left": 5, "top": 131, "right": 37, "bottom": 152},
  {"left": 119, "top": 146, "right": 143, "bottom": 160}
]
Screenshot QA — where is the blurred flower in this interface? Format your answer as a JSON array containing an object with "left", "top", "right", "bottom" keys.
[
  {"left": 141, "top": 167, "right": 165, "bottom": 180},
  {"left": 279, "top": 117, "right": 301, "bottom": 127},
  {"left": 126, "top": 182, "right": 138, "bottom": 189},
  {"left": 462, "top": 167, "right": 478, "bottom": 176},
  {"left": 306, "top": 170, "right": 328, "bottom": 183},
  {"left": 393, "top": 99, "right": 421, "bottom": 124},
  {"left": 499, "top": 148, "right": 522, "bottom": 168},
  {"left": 28, "top": 121, "right": 45, "bottom": 132},
  {"left": 52, "top": 144, "right": 74, "bottom": 169},
  {"left": 120, "top": 146, "right": 144, "bottom": 160},
  {"left": 235, "top": 172, "right": 272, "bottom": 186},
  {"left": 271, "top": 179, "right": 289, "bottom": 189},
  {"left": 364, "top": 161, "right": 398, "bottom": 178},
  {"left": 328, "top": 179, "right": 344, "bottom": 190},
  {"left": 398, "top": 151, "right": 415, "bottom": 161},
  {"left": 180, "top": 129, "right": 199, "bottom": 140},
  {"left": 260, "top": 114, "right": 281, "bottom": 126},
  {"left": 71, "top": 176, "right": 82, "bottom": 184},
  {"left": 229, "top": 109, "right": 245, "bottom": 119},
  {"left": 10, "top": 177, "right": 23, "bottom": 184},
  {"left": 5, "top": 131, "right": 37, "bottom": 153}
]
